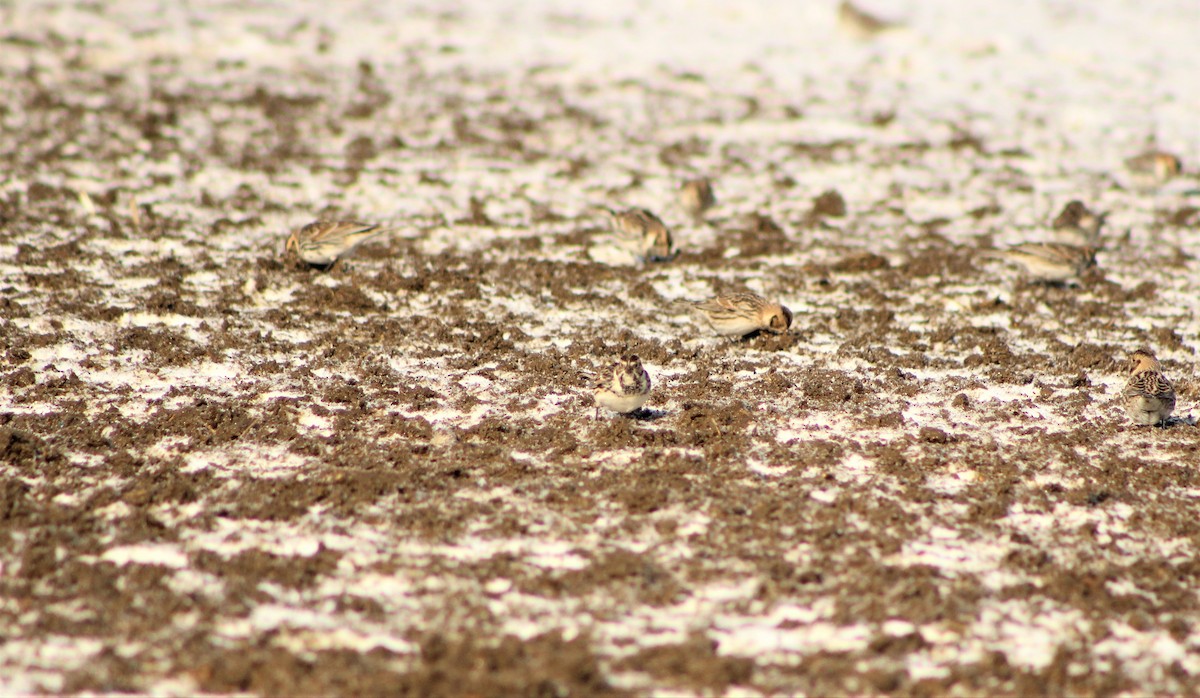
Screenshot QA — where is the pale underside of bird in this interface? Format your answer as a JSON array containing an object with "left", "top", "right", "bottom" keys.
[
  {"left": 1052, "top": 200, "right": 1107, "bottom": 246},
  {"left": 689, "top": 292, "right": 793, "bottom": 338},
  {"left": 593, "top": 355, "right": 652, "bottom": 417},
  {"left": 679, "top": 178, "right": 716, "bottom": 222},
  {"left": 285, "top": 220, "right": 390, "bottom": 269},
  {"left": 982, "top": 242, "right": 1096, "bottom": 283},
  {"left": 1122, "top": 349, "right": 1176, "bottom": 426},
  {"left": 604, "top": 207, "right": 677, "bottom": 262}
]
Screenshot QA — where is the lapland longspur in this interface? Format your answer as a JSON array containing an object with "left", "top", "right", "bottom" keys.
[
  {"left": 286, "top": 220, "right": 389, "bottom": 270},
  {"left": 1122, "top": 348, "right": 1175, "bottom": 426},
  {"left": 1125, "top": 150, "right": 1182, "bottom": 186},
  {"left": 604, "top": 207, "right": 677, "bottom": 262},
  {"left": 593, "top": 354, "right": 652, "bottom": 417},
  {"left": 983, "top": 242, "right": 1096, "bottom": 283},
  {"left": 1052, "top": 200, "right": 1106, "bottom": 246},
  {"left": 690, "top": 292, "right": 793, "bottom": 338},
  {"left": 679, "top": 178, "right": 716, "bottom": 223}
]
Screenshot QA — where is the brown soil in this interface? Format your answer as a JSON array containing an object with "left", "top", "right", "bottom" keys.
[{"left": 1, "top": 14, "right": 1199, "bottom": 696}]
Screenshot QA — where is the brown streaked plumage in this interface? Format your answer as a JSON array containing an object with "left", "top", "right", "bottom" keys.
[
  {"left": 593, "top": 354, "right": 652, "bottom": 417},
  {"left": 1122, "top": 348, "right": 1175, "bottom": 427},
  {"left": 690, "top": 292, "right": 793, "bottom": 338},
  {"left": 285, "top": 220, "right": 389, "bottom": 270},
  {"left": 982, "top": 242, "right": 1096, "bottom": 283},
  {"left": 1125, "top": 150, "right": 1182, "bottom": 185},
  {"left": 605, "top": 207, "right": 676, "bottom": 262},
  {"left": 1052, "top": 200, "right": 1107, "bottom": 246}
]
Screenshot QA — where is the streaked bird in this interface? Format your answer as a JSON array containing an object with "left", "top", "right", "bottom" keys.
[
  {"left": 1052, "top": 200, "right": 1106, "bottom": 246},
  {"left": 593, "top": 354, "right": 652, "bottom": 417},
  {"left": 679, "top": 178, "right": 716, "bottom": 223},
  {"left": 982, "top": 242, "right": 1096, "bottom": 283},
  {"left": 1125, "top": 150, "right": 1182, "bottom": 186},
  {"left": 285, "top": 220, "right": 389, "bottom": 270},
  {"left": 689, "top": 292, "right": 793, "bottom": 338},
  {"left": 1122, "top": 348, "right": 1175, "bottom": 427},
  {"left": 604, "top": 207, "right": 676, "bottom": 262}
]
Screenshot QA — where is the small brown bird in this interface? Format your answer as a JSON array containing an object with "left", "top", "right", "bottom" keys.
[
  {"left": 689, "top": 292, "right": 793, "bottom": 338},
  {"left": 593, "top": 354, "right": 652, "bottom": 418},
  {"left": 679, "top": 178, "right": 716, "bottom": 223},
  {"left": 1122, "top": 348, "right": 1175, "bottom": 427},
  {"left": 1052, "top": 200, "right": 1107, "bottom": 246},
  {"left": 1125, "top": 150, "right": 1183, "bottom": 186},
  {"left": 285, "top": 220, "right": 389, "bottom": 270},
  {"left": 604, "top": 207, "right": 676, "bottom": 262},
  {"left": 837, "top": 0, "right": 901, "bottom": 40},
  {"left": 982, "top": 242, "right": 1096, "bottom": 284}
]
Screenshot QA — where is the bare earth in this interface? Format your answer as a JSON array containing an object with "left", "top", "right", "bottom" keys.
[{"left": 2, "top": 1, "right": 1200, "bottom": 695}]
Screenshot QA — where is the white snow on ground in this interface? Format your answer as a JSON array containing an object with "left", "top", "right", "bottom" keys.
[{"left": 2, "top": 0, "right": 1200, "bottom": 694}]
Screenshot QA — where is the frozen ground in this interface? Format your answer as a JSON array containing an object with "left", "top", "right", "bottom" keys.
[{"left": 2, "top": 0, "right": 1200, "bottom": 694}]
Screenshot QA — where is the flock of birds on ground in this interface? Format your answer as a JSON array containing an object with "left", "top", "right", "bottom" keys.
[{"left": 282, "top": 123, "right": 1185, "bottom": 430}]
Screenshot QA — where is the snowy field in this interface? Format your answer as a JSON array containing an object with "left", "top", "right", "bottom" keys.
[{"left": 2, "top": 0, "right": 1200, "bottom": 694}]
